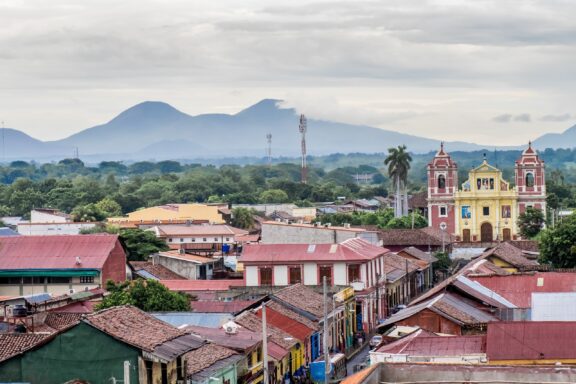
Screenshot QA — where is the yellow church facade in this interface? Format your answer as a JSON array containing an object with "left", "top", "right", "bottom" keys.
[
  {"left": 427, "top": 143, "right": 546, "bottom": 242},
  {"left": 454, "top": 161, "right": 518, "bottom": 242}
]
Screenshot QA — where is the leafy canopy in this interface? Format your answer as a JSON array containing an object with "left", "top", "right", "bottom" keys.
[
  {"left": 517, "top": 207, "right": 545, "bottom": 238},
  {"left": 539, "top": 213, "right": 576, "bottom": 268},
  {"left": 96, "top": 279, "right": 191, "bottom": 311}
]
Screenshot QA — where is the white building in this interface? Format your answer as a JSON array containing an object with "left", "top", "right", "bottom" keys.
[
  {"left": 17, "top": 208, "right": 97, "bottom": 236},
  {"left": 148, "top": 224, "right": 248, "bottom": 253},
  {"left": 260, "top": 221, "right": 381, "bottom": 245}
]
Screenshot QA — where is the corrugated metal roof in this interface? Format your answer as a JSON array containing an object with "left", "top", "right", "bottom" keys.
[
  {"left": 376, "top": 329, "right": 485, "bottom": 356},
  {"left": 267, "top": 341, "right": 289, "bottom": 360},
  {"left": 152, "top": 312, "right": 233, "bottom": 328},
  {"left": 190, "top": 353, "right": 244, "bottom": 381},
  {"left": 487, "top": 321, "right": 576, "bottom": 361},
  {"left": 152, "top": 334, "right": 205, "bottom": 362},
  {"left": 453, "top": 276, "right": 517, "bottom": 309},
  {"left": 136, "top": 270, "right": 159, "bottom": 280},
  {"left": 190, "top": 300, "right": 256, "bottom": 314},
  {"left": 470, "top": 273, "right": 576, "bottom": 307},
  {"left": 23, "top": 292, "right": 53, "bottom": 304},
  {"left": 241, "top": 238, "right": 388, "bottom": 263},
  {"left": 0, "top": 234, "right": 120, "bottom": 271},
  {"left": 185, "top": 325, "right": 261, "bottom": 352},
  {"left": 0, "top": 227, "right": 20, "bottom": 236}
]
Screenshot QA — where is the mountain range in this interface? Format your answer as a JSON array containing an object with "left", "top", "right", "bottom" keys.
[{"left": 2, "top": 99, "right": 575, "bottom": 161}]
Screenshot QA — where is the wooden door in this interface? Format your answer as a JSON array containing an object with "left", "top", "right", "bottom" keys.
[
  {"left": 462, "top": 229, "right": 471, "bottom": 243},
  {"left": 481, "top": 222, "right": 493, "bottom": 242},
  {"left": 503, "top": 228, "right": 511, "bottom": 241}
]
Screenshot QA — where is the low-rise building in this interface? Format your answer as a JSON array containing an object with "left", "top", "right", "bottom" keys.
[
  {"left": 17, "top": 208, "right": 97, "bottom": 236},
  {"left": 108, "top": 203, "right": 225, "bottom": 228},
  {"left": 0, "top": 305, "right": 205, "bottom": 384},
  {"left": 151, "top": 251, "right": 219, "bottom": 280},
  {"left": 0, "top": 235, "right": 126, "bottom": 296},
  {"left": 240, "top": 239, "right": 387, "bottom": 331},
  {"left": 150, "top": 224, "right": 248, "bottom": 255},
  {"left": 261, "top": 221, "right": 380, "bottom": 245},
  {"left": 185, "top": 343, "right": 243, "bottom": 384}
]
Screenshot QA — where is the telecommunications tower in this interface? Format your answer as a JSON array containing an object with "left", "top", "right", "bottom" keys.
[
  {"left": 299, "top": 114, "right": 307, "bottom": 184},
  {"left": 266, "top": 133, "right": 272, "bottom": 165}
]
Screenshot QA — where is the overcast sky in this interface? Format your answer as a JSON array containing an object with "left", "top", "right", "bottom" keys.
[{"left": 1, "top": 0, "right": 575, "bottom": 145}]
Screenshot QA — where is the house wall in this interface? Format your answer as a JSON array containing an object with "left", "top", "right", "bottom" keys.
[
  {"left": 303, "top": 263, "right": 318, "bottom": 285},
  {"left": 274, "top": 266, "right": 288, "bottom": 286},
  {"left": 166, "top": 235, "right": 236, "bottom": 245},
  {"left": 17, "top": 222, "right": 97, "bottom": 236},
  {"left": 0, "top": 322, "right": 140, "bottom": 384},
  {"left": 0, "top": 279, "right": 100, "bottom": 296},
  {"left": 261, "top": 223, "right": 360, "bottom": 244},
  {"left": 396, "top": 309, "right": 462, "bottom": 335},
  {"left": 334, "top": 263, "right": 347, "bottom": 286},
  {"left": 101, "top": 240, "right": 128, "bottom": 283},
  {"left": 157, "top": 256, "right": 200, "bottom": 280},
  {"left": 31, "top": 210, "right": 69, "bottom": 223},
  {"left": 245, "top": 266, "right": 259, "bottom": 286}
]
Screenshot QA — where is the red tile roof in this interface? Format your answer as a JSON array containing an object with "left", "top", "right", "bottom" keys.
[
  {"left": 273, "top": 284, "right": 324, "bottom": 318},
  {"left": 241, "top": 238, "right": 388, "bottom": 263},
  {"left": 85, "top": 305, "right": 188, "bottom": 352},
  {"left": 379, "top": 229, "right": 443, "bottom": 247},
  {"left": 235, "top": 311, "right": 297, "bottom": 350},
  {"left": 482, "top": 242, "right": 538, "bottom": 268},
  {"left": 161, "top": 279, "right": 245, "bottom": 292},
  {"left": 0, "top": 334, "right": 50, "bottom": 362},
  {"left": 0, "top": 234, "right": 121, "bottom": 270},
  {"left": 487, "top": 322, "right": 576, "bottom": 361},
  {"left": 186, "top": 325, "right": 261, "bottom": 352},
  {"left": 469, "top": 273, "right": 576, "bottom": 307},
  {"left": 185, "top": 344, "right": 238, "bottom": 377}
]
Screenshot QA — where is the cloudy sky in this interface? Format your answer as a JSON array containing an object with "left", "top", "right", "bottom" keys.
[{"left": 1, "top": 0, "right": 575, "bottom": 145}]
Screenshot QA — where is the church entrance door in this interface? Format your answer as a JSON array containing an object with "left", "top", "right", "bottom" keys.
[
  {"left": 462, "top": 229, "right": 471, "bottom": 243},
  {"left": 481, "top": 223, "right": 493, "bottom": 242},
  {"left": 503, "top": 228, "right": 511, "bottom": 241}
]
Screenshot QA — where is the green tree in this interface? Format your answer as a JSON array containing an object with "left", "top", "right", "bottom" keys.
[
  {"left": 120, "top": 228, "right": 169, "bottom": 261},
  {"left": 231, "top": 207, "right": 255, "bottom": 230},
  {"left": 539, "top": 214, "right": 576, "bottom": 268},
  {"left": 96, "top": 279, "right": 191, "bottom": 311},
  {"left": 94, "top": 197, "right": 122, "bottom": 218},
  {"left": 259, "top": 189, "right": 289, "bottom": 203},
  {"left": 517, "top": 207, "right": 545, "bottom": 238},
  {"left": 384, "top": 145, "right": 412, "bottom": 217},
  {"left": 71, "top": 203, "right": 106, "bottom": 222}
]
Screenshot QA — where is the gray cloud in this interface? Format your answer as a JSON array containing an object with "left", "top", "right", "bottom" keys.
[
  {"left": 0, "top": 0, "right": 575, "bottom": 145},
  {"left": 540, "top": 113, "right": 573, "bottom": 122}
]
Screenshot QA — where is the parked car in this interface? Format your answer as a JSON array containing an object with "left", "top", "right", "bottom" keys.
[{"left": 369, "top": 334, "right": 382, "bottom": 348}]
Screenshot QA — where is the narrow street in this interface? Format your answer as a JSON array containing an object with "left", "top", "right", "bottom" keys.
[{"left": 346, "top": 344, "right": 371, "bottom": 376}]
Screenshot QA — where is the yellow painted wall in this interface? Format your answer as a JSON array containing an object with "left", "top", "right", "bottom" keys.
[
  {"left": 455, "top": 161, "right": 518, "bottom": 241},
  {"left": 109, "top": 204, "right": 224, "bottom": 224},
  {"left": 488, "top": 256, "right": 518, "bottom": 273}
]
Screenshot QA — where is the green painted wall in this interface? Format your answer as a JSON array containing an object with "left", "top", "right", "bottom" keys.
[{"left": 0, "top": 322, "right": 140, "bottom": 384}]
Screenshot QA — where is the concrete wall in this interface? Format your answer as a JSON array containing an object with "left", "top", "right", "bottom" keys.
[
  {"left": 30, "top": 210, "right": 69, "bottom": 223},
  {"left": 156, "top": 256, "right": 200, "bottom": 280},
  {"left": 261, "top": 223, "right": 360, "bottom": 244},
  {"left": 245, "top": 266, "right": 259, "bottom": 286},
  {"left": 17, "top": 222, "right": 97, "bottom": 236}
]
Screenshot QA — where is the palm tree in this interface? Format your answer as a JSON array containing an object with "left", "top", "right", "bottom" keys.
[{"left": 384, "top": 145, "right": 412, "bottom": 217}]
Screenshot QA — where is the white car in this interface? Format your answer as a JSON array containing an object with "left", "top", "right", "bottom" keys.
[{"left": 369, "top": 335, "right": 383, "bottom": 348}]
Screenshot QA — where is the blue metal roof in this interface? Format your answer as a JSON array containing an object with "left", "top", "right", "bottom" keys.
[
  {"left": 0, "top": 227, "right": 20, "bottom": 236},
  {"left": 152, "top": 312, "right": 233, "bottom": 328},
  {"left": 23, "top": 292, "right": 52, "bottom": 304},
  {"left": 135, "top": 270, "right": 159, "bottom": 280}
]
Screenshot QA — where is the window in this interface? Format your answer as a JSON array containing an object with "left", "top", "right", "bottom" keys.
[
  {"left": 526, "top": 172, "right": 535, "bottom": 187},
  {"left": 483, "top": 206, "right": 490, "bottom": 216},
  {"left": 437, "top": 174, "right": 446, "bottom": 189},
  {"left": 180, "top": 238, "right": 184, "bottom": 242},
  {"left": 145, "top": 360, "right": 153, "bottom": 384},
  {"left": 319, "top": 265, "right": 332, "bottom": 286},
  {"left": 192, "top": 238, "right": 196, "bottom": 242},
  {"left": 439, "top": 206, "right": 447, "bottom": 217},
  {"left": 80, "top": 276, "right": 94, "bottom": 284},
  {"left": 161, "top": 363, "right": 168, "bottom": 384},
  {"left": 168, "top": 238, "right": 173, "bottom": 242},
  {"left": 214, "top": 237, "right": 218, "bottom": 241},
  {"left": 47, "top": 277, "right": 71, "bottom": 284},
  {"left": 260, "top": 267, "right": 273, "bottom": 286},
  {"left": 348, "top": 264, "right": 361, "bottom": 283},
  {"left": 226, "top": 237, "right": 230, "bottom": 242},
  {"left": 289, "top": 266, "right": 302, "bottom": 284},
  {"left": 203, "top": 238, "right": 207, "bottom": 242}
]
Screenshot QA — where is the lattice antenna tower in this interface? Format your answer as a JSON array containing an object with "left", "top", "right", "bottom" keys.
[
  {"left": 266, "top": 133, "right": 272, "bottom": 165},
  {"left": 299, "top": 114, "right": 307, "bottom": 184}
]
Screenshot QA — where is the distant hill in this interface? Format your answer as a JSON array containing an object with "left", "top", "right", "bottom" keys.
[
  {"left": 2, "top": 99, "right": 576, "bottom": 161},
  {"left": 533, "top": 124, "right": 576, "bottom": 150}
]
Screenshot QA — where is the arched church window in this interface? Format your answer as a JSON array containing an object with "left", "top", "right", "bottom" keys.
[
  {"left": 526, "top": 172, "right": 535, "bottom": 187},
  {"left": 438, "top": 175, "right": 446, "bottom": 189}
]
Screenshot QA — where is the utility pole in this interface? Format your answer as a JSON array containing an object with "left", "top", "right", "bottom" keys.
[
  {"left": 323, "top": 276, "right": 330, "bottom": 383},
  {"left": 262, "top": 302, "right": 269, "bottom": 384}
]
